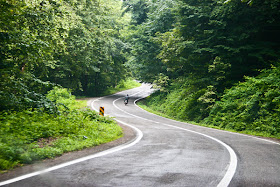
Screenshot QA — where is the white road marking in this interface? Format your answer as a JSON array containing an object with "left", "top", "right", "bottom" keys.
[
  {"left": 0, "top": 90, "right": 145, "bottom": 186},
  {"left": 0, "top": 123, "right": 142, "bottom": 187},
  {"left": 112, "top": 95, "right": 237, "bottom": 187},
  {"left": 134, "top": 96, "right": 280, "bottom": 146},
  {"left": 3, "top": 84, "right": 276, "bottom": 186}
]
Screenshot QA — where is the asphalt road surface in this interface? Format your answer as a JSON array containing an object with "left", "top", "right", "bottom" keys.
[{"left": 1, "top": 84, "right": 280, "bottom": 187}]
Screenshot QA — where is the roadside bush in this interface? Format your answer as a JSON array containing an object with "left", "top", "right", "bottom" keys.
[
  {"left": 144, "top": 86, "right": 206, "bottom": 122},
  {"left": 205, "top": 66, "right": 280, "bottom": 137},
  {"left": 0, "top": 87, "right": 123, "bottom": 171},
  {"left": 0, "top": 73, "right": 55, "bottom": 112},
  {"left": 46, "top": 86, "right": 76, "bottom": 111},
  {"left": 141, "top": 66, "right": 280, "bottom": 138},
  {"left": 0, "top": 109, "right": 122, "bottom": 171},
  {"left": 103, "top": 78, "right": 141, "bottom": 96}
]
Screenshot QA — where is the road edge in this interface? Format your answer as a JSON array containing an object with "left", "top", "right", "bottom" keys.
[{"left": 0, "top": 122, "right": 137, "bottom": 184}]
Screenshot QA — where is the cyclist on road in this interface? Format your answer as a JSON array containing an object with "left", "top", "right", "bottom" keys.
[{"left": 124, "top": 94, "right": 129, "bottom": 105}]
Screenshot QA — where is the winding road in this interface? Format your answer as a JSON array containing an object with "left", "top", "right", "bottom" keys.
[{"left": 1, "top": 84, "right": 280, "bottom": 186}]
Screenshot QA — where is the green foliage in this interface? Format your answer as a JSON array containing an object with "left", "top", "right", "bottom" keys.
[
  {"left": 141, "top": 66, "right": 280, "bottom": 138},
  {"left": 0, "top": 73, "right": 55, "bottom": 112},
  {"left": 125, "top": 0, "right": 280, "bottom": 138},
  {"left": 0, "top": 86, "right": 122, "bottom": 171},
  {"left": 145, "top": 81, "right": 207, "bottom": 122},
  {"left": 46, "top": 87, "right": 76, "bottom": 110},
  {"left": 103, "top": 78, "right": 141, "bottom": 96},
  {"left": 0, "top": 0, "right": 131, "bottom": 111},
  {"left": 122, "top": 0, "right": 149, "bottom": 25},
  {"left": 0, "top": 108, "right": 122, "bottom": 171},
  {"left": 205, "top": 66, "right": 280, "bottom": 137},
  {"left": 152, "top": 73, "right": 170, "bottom": 92},
  {"left": 0, "top": 0, "right": 132, "bottom": 172},
  {"left": 125, "top": 0, "right": 280, "bottom": 89},
  {"left": 198, "top": 85, "right": 218, "bottom": 112},
  {"left": 123, "top": 0, "right": 176, "bottom": 82},
  {"left": 48, "top": 0, "right": 130, "bottom": 96},
  {"left": 208, "top": 57, "right": 231, "bottom": 89}
]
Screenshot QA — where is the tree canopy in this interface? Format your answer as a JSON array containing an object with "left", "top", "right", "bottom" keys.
[
  {"left": 124, "top": 0, "right": 280, "bottom": 136},
  {"left": 0, "top": 0, "right": 130, "bottom": 111}
]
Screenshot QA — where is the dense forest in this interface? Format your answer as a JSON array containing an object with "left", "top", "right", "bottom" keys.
[
  {"left": 0, "top": 0, "right": 128, "bottom": 170},
  {"left": 0, "top": 0, "right": 280, "bottom": 171},
  {"left": 1, "top": 0, "right": 131, "bottom": 111},
  {"left": 124, "top": 0, "right": 280, "bottom": 137}
]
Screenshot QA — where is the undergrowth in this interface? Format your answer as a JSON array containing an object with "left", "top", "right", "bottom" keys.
[
  {"left": 0, "top": 87, "right": 122, "bottom": 172},
  {"left": 103, "top": 78, "right": 141, "bottom": 96},
  {"left": 138, "top": 66, "right": 280, "bottom": 139}
]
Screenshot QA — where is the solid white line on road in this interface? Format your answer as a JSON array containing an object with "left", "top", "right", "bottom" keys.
[
  {"left": 90, "top": 85, "right": 146, "bottom": 113},
  {"left": 134, "top": 96, "right": 280, "bottom": 146},
  {"left": 0, "top": 85, "right": 238, "bottom": 187},
  {"left": 0, "top": 121, "right": 143, "bottom": 186},
  {"left": 0, "top": 91, "right": 145, "bottom": 186},
  {"left": 112, "top": 96, "right": 237, "bottom": 187},
  {"left": 0, "top": 121, "right": 142, "bottom": 187},
  {"left": 133, "top": 97, "right": 237, "bottom": 187},
  {"left": 160, "top": 123, "right": 237, "bottom": 187}
]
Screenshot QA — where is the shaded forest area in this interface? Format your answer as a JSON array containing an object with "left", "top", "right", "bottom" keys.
[
  {"left": 1, "top": 0, "right": 130, "bottom": 111},
  {"left": 123, "top": 0, "right": 280, "bottom": 137}
]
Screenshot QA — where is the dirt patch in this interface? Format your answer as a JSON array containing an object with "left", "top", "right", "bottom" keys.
[
  {"left": 37, "top": 137, "right": 60, "bottom": 148},
  {"left": 0, "top": 123, "right": 136, "bottom": 182}
]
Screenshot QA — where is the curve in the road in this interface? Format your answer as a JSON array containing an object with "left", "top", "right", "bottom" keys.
[
  {"left": 2, "top": 86, "right": 278, "bottom": 186},
  {"left": 112, "top": 92, "right": 237, "bottom": 187}
]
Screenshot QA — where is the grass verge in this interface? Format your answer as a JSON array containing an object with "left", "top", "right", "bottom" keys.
[
  {"left": 103, "top": 78, "right": 141, "bottom": 96},
  {"left": 0, "top": 89, "right": 123, "bottom": 173}
]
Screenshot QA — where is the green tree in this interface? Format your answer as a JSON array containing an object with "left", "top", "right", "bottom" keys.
[
  {"left": 0, "top": 0, "right": 131, "bottom": 111},
  {"left": 126, "top": 0, "right": 280, "bottom": 125}
]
